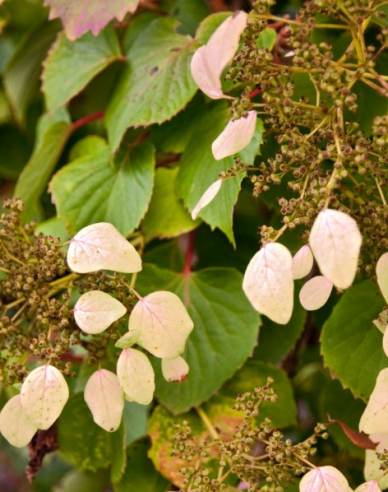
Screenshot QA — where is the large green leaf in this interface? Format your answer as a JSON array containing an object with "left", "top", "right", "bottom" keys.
[
  {"left": 0, "top": 124, "right": 31, "bottom": 180},
  {"left": 136, "top": 263, "right": 260, "bottom": 413},
  {"left": 49, "top": 139, "right": 155, "bottom": 236},
  {"left": 178, "top": 103, "right": 263, "bottom": 244},
  {"left": 52, "top": 469, "right": 109, "bottom": 492},
  {"left": 141, "top": 167, "right": 198, "bottom": 240},
  {"left": 3, "top": 20, "right": 61, "bottom": 122},
  {"left": 318, "top": 378, "right": 366, "bottom": 458},
  {"left": 42, "top": 26, "right": 121, "bottom": 111},
  {"left": 105, "top": 17, "right": 198, "bottom": 152},
  {"left": 14, "top": 108, "right": 71, "bottom": 222},
  {"left": 321, "top": 280, "right": 388, "bottom": 400},
  {"left": 57, "top": 392, "right": 113, "bottom": 471},
  {"left": 114, "top": 439, "right": 169, "bottom": 492}
]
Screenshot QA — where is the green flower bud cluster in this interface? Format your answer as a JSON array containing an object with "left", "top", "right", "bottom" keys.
[
  {"left": 224, "top": 0, "right": 388, "bottom": 271},
  {"left": 0, "top": 199, "right": 134, "bottom": 385},
  {"left": 172, "top": 378, "right": 329, "bottom": 492}
]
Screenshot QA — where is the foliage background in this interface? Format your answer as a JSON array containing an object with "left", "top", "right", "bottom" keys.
[{"left": 0, "top": 0, "right": 386, "bottom": 490}]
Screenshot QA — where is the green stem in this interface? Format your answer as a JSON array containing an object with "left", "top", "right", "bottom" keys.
[{"left": 196, "top": 407, "right": 220, "bottom": 441}]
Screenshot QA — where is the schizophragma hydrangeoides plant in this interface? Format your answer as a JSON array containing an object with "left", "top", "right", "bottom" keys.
[{"left": 2, "top": 0, "right": 388, "bottom": 488}]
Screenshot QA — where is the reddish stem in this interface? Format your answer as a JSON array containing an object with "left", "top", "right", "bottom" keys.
[
  {"left": 156, "top": 155, "right": 181, "bottom": 168},
  {"left": 182, "top": 230, "right": 196, "bottom": 275},
  {"left": 71, "top": 111, "right": 105, "bottom": 131},
  {"left": 249, "top": 87, "right": 261, "bottom": 98}
]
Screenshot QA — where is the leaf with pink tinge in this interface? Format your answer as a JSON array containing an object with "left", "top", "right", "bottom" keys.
[
  {"left": 74, "top": 290, "right": 126, "bottom": 334},
  {"left": 0, "top": 395, "right": 37, "bottom": 447},
  {"left": 67, "top": 222, "right": 142, "bottom": 274},
  {"left": 161, "top": 356, "right": 189, "bottom": 383},
  {"left": 117, "top": 348, "right": 155, "bottom": 405},
  {"left": 191, "top": 11, "right": 248, "bottom": 99},
  {"left": 299, "top": 466, "right": 349, "bottom": 492},
  {"left": 355, "top": 481, "right": 382, "bottom": 492},
  {"left": 243, "top": 243, "right": 294, "bottom": 324},
  {"left": 129, "top": 291, "right": 194, "bottom": 359},
  {"left": 299, "top": 276, "right": 333, "bottom": 311},
  {"left": 309, "top": 209, "right": 362, "bottom": 289},
  {"left": 44, "top": 0, "right": 141, "bottom": 40},
  {"left": 84, "top": 369, "right": 124, "bottom": 432},
  {"left": 191, "top": 179, "right": 223, "bottom": 220},
  {"left": 359, "top": 368, "right": 388, "bottom": 434},
  {"left": 365, "top": 435, "right": 388, "bottom": 489},
  {"left": 377, "top": 252, "right": 388, "bottom": 304},
  {"left": 20, "top": 365, "right": 69, "bottom": 430},
  {"left": 292, "top": 244, "right": 314, "bottom": 280},
  {"left": 212, "top": 111, "right": 257, "bottom": 160}
]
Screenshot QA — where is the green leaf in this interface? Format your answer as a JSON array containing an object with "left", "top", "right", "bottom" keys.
[
  {"left": 105, "top": 18, "right": 198, "bottom": 152},
  {"left": 68, "top": 135, "right": 108, "bottom": 161},
  {"left": 49, "top": 140, "right": 155, "bottom": 236},
  {"left": 52, "top": 469, "right": 110, "bottom": 492},
  {"left": 122, "top": 401, "right": 148, "bottom": 446},
  {"left": 318, "top": 378, "right": 366, "bottom": 458},
  {"left": 195, "top": 12, "right": 231, "bottom": 45},
  {"left": 254, "top": 283, "right": 307, "bottom": 364},
  {"left": 162, "top": 0, "right": 210, "bottom": 36},
  {"left": 142, "top": 241, "right": 185, "bottom": 272},
  {"left": 150, "top": 94, "right": 204, "bottom": 154},
  {"left": 0, "top": 124, "right": 31, "bottom": 180},
  {"left": 35, "top": 216, "right": 71, "bottom": 242},
  {"left": 110, "top": 421, "right": 127, "bottom": 484},
  {"left": 321, "top": 280, "right": 388, "bottom": 400},
  {"left": 122, "top": 12, "right": 161, "bottom": 55},
  {"left": 14, "top": 108, "right": 71, "bottom": 222},
  {"left": 3, "top": 20, "right": 61, "bottom": 122},
  {"left": 42, "top": 26, "right": 121, "bottom": 111},
  {"left": 142, "top": 167, "right": 198, "bottom": 240},
  {"left": 178, "top": 102, "right": 252, "bottom": 245},
  {"left": 256, "top": 28, "right": 277, "bottom": 50},
  {"left": 136, "top": 263, "right": 260, "bottom": 413},
  {"left": 114, "top": 438, "right": 170, "bottom": 492},
  {"left": 57, "top": 392, "right": 113, "bottom": 471}
]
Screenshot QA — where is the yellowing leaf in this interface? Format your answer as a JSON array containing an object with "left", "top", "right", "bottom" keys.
[
  {"left": 44, "top": 0, "right": 141, "bottom": 40},
  {"left": 355, "top": 481, "right": 382, "bottom": 492},
  {"left": 129, "top": 291, "right": 194, "bottom": 358},
  {"left": 20, "top": 365, "right": 69, "bottom": 430},
  {"left": 74, "top": 290, "right": 126, "bottom": 334},
  {"left": 67, "top": 222, "right": 142, "bottom": 274},
  {"left": 117, "top": 348, "right": 155, "bottom": 405},
  {"left": 299, "top": 276, "right": 333, "bottom": 311},
  {"left": 212, "top": 111, "right": 257, "bottom": 160},
  {"left": 309, "top": 209, "right": 362, "bottom": 289},
  {"left": 376, "top": 253, "right": 388, "bottom": 304},
  {"left": 190, "top": 11, "right": 248, "bottom": 99},
  {"left": 161, "top": 356, "right": 189, "bottom": 383},
  {"left": 242, "top": 242, "right": 294, "bottom": 324},
  {"left": 0, "top": 395, "right": 37, "bottom": 447},
  {"left": 191, "top": 179, "right": 223, "bottom": 220},
  {"left": 84, "top": 369, "right": 124, "bottom": 432},
  {"left": 300, "top": 466, "right": 349, "bottom": 492},
  {"left": 359, "top": 368, "right": 388, "bottom": 434},
  {"left": 292, "top": 245, "right": 314, "bottom": 280}
]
